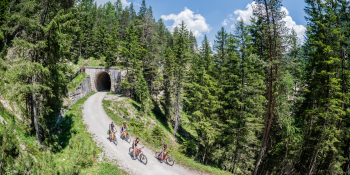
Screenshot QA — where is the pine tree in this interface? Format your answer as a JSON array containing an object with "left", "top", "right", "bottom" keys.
[
  {"left": 213, "top": 27, "right": 228, "bottom": 80},
  {"left": 172, "top": 21, "right": 191, "bottom": 137},
  {"left": 251, "top": 0, "right": 292, "bottom": 173},
  {"left": 105, "top": 23, "right": 119, "bottom": 67},
  {"left": 114, "top": 0, "right": 123, "bottom": 19},
  {"left": 185, "top": 35, "right": 220, "bottom": 164},
  {"left": 129, "top": 3, "right": 137, "bottom": 24},
  {"left": 121, "top": 24, "right": 145, "bottom": 97},
  {"left": 2, "top": 0, "right": 77, "bottom": 144},
  {"left": 135, "top": 71, "right": 152, "bottom": 115},
  {"left": 138, "top": 0, "right": 147, "bottom": 19},
  {"left": 296, "top": 0, "right": 346, "bottom": 174}
]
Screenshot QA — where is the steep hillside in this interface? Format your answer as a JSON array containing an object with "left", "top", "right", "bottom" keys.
[
  {"left": 102, "top": 93, "right": 231, "bottom": 175},
  {"left": 0, "top": 93, "right": 127, "bottom": 174}
]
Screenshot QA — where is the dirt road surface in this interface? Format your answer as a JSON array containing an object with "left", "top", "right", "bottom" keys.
[{"left": 82, "top": 92, "right": 204, "bottom": 175}]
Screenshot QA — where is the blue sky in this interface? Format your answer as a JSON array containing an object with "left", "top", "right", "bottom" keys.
[{"left": 96, "top": 0, "right": 307, "bottom": 46}]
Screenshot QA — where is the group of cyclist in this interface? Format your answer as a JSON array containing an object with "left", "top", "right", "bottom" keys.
[{"left": 109, "top": 121, "right": 171, "bottom": 160}]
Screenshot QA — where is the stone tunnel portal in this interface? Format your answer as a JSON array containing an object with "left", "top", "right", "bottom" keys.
[{"left": 95, "top": 71, "right": 111, "bottom": 91}]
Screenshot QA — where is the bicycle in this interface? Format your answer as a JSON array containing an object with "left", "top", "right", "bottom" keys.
[
  {"left": 120, "top": 129, "right": 131, "bottom": 143},
  {"left": 155, "top": 150, "right": 174, "bottom": 166},
  {"left": 110, "top": 132, "right": 118, "bottom": 146},
  {"left": 129, "top": 147, "right": 147, "bottom": 165}
]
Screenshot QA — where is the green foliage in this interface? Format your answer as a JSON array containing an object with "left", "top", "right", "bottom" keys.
[
  {"left": 96, "top": 158, "right": 125, "bottom": 175},
  {"left": 0, "top": 120, "right": 19, "bottom": 173},
  {"left": 3, "top": 0, "right": 350, "bottom": 174},
  {"left": 120, "top": 80, "right": 132, "bottom": 94},
  {"left": 150, "top": 125, "right": 165, "bottom": 146},
  {"left": 135, "top": 71, "right": 153, "bottom": 115},
  {"left": 103, "top": 95, "right": 231, "bottom": 175},
  {"left": 67, "top": 73, "right": 89, "bottom": 93}
]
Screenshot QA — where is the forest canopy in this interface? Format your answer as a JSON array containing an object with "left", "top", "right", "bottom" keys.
[{"left": 1, "top": 0, "right": 350, "bottom": 174}]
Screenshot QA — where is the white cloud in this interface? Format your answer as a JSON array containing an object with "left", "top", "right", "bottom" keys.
[
  {"left": 280, "top": 7, "right": 306, "bottom": 41},
  {"left": 121, "top": 0, "right": 131, "bottom": 7},
  {"left": 230, "top": 24, "right": 235, "bottom": 29},
  {"left": 161, "top": 7, "right": 211, "bottom": 37},
  {"left": 222, "top": 19, "right": 229, "bottom": 26},
  {"left": 229, "top": 14, "right": 235, "bottom": 21},
  {"left": 233, "top": 2, "right": 255, "bottom": 24},
  {"left": 231, "top": 2, "right": 306, "bottom": 41}
]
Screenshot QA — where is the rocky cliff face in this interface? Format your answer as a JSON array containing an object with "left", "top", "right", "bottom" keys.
[{"left": 68, "top": 76, "right": 92, "bottom": 104}]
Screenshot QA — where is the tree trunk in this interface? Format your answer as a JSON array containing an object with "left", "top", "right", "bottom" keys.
[
  {"left": 174, "top": 71, "right": 181, "bottom": 137},
  {"left": 32, "top": 73, "right": 41, "bottom": 144},
  {"left": 195, "top": 139, "right": 201, "bottom": 161},
  {"left": 254, "top": 1, "right": 274, "bottom": 174}
]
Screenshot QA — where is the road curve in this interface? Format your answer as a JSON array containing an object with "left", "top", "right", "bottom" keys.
[{"left": 82, "top": 92, "right": 202, "bottom": 175}]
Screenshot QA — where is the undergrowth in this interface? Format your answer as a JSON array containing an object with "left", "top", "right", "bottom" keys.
[
  {"left": 72, "top": 57, "right": 105, "bottom": 72},
  {"left": 102, "top": 94, "right": 231, "bottom": 175},
  {"left": 0, "top": 93, "right": 127, "bottom": 174}
]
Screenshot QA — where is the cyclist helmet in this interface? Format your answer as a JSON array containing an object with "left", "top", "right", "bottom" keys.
[
  {"left": 136, "top": 137, "right": 140, "bottom": 140},
  {"left": 111, "top": 122, "right": 114, "bottom": 125},
  {"left": 123, "top": 121, "right": 126, "bottom": 123},
  {"left": 164, "top": 143, "right": 167, "bottom": 147}
]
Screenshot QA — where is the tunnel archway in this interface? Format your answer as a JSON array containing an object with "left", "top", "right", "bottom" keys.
[{"left": 95, "top": 71, "right": 111, "bottom": 91}]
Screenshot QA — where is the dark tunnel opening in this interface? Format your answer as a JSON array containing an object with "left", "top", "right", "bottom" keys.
[{"left": 95, "top": 71, "right": 111, "bottom": 91}]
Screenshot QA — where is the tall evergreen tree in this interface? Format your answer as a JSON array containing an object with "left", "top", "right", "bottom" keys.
[
  {"left": 172, "top": 21, "right": 191, "bottom": 137},
  {"left": 2, "top": 0, "right": 77, "bottom": 144}
]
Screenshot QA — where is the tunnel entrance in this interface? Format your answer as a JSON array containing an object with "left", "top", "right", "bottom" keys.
[{"left": 95, "top": 71, "right": 111, "bottom": 91}]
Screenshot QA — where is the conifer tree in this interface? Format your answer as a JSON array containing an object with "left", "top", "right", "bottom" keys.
[
  {"left": 114, "top": 0, "right": 123, "bottom": 20},
  {"left": 138, "top": 0, "right": 147, "bottom": 19},
  {"left": 251, "top": 0, "right": 294, "bottom": 173},
  {"left": 129, "top": 3, "right": 137, "bottom": 24},
  {"left": 296, "top": 0, "right": 346, "bottom": 173},
  {"left": 2, "top": 0, "right": 77, "bottom": 144},
  {"left": 172, "top": 21, "right": 191, "bottom": 137}
]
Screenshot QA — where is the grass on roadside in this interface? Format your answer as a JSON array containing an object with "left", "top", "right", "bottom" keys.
[
  {"left": 54, "top": 92, "right": 127, "bottom": 174},
  {"left": 67, "top": 73, "right": 89, "bottom": 92},
  {"left": 102, "top": 94, "right": 232, "bottom": 175}
]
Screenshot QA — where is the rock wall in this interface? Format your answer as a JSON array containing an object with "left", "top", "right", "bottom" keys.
[
  {"left": 56, "top": 76, "right": 92, "bottom": 127},
  {"left": 68, "top": 76, "right": 92, "bottom": 104}
]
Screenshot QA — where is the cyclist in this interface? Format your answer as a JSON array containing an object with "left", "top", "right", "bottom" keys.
[
  {"left": 132, "top": 137, "right": 144, "bottom": 160},
  {"left": 109, "top": 122, "right": 117, "bottom": 142},
  {"left": 160, "top": 143, "right": 171, "bottom": 160},
  {"left": 121, "top": 121, "right": 129, "bottom": 138}
]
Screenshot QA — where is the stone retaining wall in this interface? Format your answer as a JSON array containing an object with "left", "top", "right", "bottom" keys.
[
  {"left": 56, "top": 76, "right": 92, "bottom": 127},
  {"left": 68, "top": 76, "right": 92, "bottom": 104}
]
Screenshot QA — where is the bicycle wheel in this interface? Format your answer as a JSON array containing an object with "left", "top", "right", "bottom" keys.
[
  {"left": 140, "top": 154, "right": 148, "bottom": 165},
  {"left": 126, "top": 134, "right": 131, "bottom": 143},
  {"left": 129, "top": 147, "right": 134, "bottom": 155},
  {"left": 166, "top": 157, "right": 174, "bottom": 166},
  {"left": 113, "top": 135, "right": 118, "bottom": 146},
  {"left": 155, "top": 152, "right": 161, "bottom": 159}
]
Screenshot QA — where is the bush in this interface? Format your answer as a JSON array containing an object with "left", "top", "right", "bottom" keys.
[
  {"left": 151, "top": 125, "right": 164, "bottom": 146},
  {"left": 179, "top": 140, "right": 197, "bottom": 157},
  {"left": 129, "top": 118, "right": 144, "bottom": 136}
]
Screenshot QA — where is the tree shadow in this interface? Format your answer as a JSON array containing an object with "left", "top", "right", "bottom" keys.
[
  {"left": 151, "top": 99, "right": 172, "bottom": 134},
  {"left": 131, "top": 101, "right": 141, "bottom": 111},
  {"left": 55, "top": 113, "right": 74, "bottom": 150}
]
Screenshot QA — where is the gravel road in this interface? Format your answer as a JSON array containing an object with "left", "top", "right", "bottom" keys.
[{"left": 82, "top": 92, "right": 204, "bottom": 175}]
